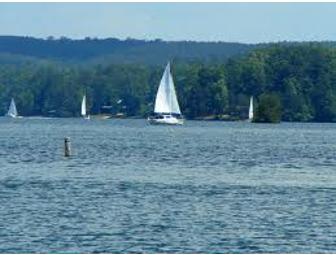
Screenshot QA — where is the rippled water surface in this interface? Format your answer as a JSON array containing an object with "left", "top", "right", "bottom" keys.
[{"left": 1, "top": 118, "right": 336, "bottom": 253}]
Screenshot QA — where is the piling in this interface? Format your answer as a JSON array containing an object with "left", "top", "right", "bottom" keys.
[{"left": 64, "top": 137, "right": 71, "bottom": 157}]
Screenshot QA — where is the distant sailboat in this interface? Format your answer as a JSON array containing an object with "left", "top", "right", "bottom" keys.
[
  {"left": 248, "top": 96, "right": 254, "bottom": 122},
  {"left": 6, "top": 98, "right": 18, "bottom": 118},
  {"left": 148, "top": 62, "right": 184, "bottom": 125},
  {"left": 81, "top": 95, "right": 90, "bottom": 120}
]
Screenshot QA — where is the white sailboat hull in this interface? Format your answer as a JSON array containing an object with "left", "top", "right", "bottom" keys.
[
  {"left": 6, "top": 113, "right": 17, "bottom": 118},
  {"left": 148, "top": 115, "right": 184, "bottom": 125},
  {"left": 5, "top": 115, "right": 22, "bottom": 119}
]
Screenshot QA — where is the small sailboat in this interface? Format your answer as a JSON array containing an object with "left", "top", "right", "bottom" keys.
[
  {"left": 6, "top": 98, "right": 19, "bottom": 118},
  {"left": 148, "top": 62, "right": 184, "bottom": 125},
  {"left": 81, "top": 95, "right": 90, "bottom": 120},
  {"left": 248, "top": 96, "right": 254, "bottom": 122}
]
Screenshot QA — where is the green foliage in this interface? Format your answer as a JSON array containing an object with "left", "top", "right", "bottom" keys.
[
  {"left": 254, "top": 93, "right": 282, "bottom": 123},
  {"left": 1, "top": 41, "right": 336, "bottom": 122},
  {"left": 227, "top": 43, "right": 336, "bottom": 122}
]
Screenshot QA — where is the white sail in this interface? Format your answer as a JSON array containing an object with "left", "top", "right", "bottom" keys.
[
  {"left": 7, "top": 98, "right": 18, "bottom": 117},
  {"left": 248, "top": 96, "right": 254, "bottom": 120},
  {"left": 81, "top": 95, "right": 86, "bottom": 116},
  {"left": 154, "top": 62, "right": 181, "bottom": 115}
]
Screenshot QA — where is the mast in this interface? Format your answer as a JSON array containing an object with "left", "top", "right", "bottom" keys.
[{"left": 167, "top": 62, "right": 172, "bottom": 113}]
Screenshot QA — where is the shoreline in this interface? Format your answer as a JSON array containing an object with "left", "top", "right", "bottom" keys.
[{"left": 2, "top": 115, "right": 335, "bottom": 123}]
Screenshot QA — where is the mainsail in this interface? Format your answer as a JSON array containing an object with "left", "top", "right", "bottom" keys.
[
  {"left": 154, "top": 62, "right": 181, "bottom": 115},
  {"left": 7, "top": 98, "right": 18, "bottom": 117},
  {"left": 248, "top": 96, "right": 254, "bottom": 121},
  {"left": 81, "top": 95, "right": 86, "bottom": 116}
]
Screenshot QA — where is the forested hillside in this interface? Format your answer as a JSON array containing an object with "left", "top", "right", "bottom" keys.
[
  {"left": 0, "top": 38, "right": 336, "bottom": 122},
  {"left": 0, "top": 36, "right": 253, "bottom": 65}
]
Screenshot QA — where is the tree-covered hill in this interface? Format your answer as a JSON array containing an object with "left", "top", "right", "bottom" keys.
[{"left": 0, "top": 36, "right": 254, "bottom": 65}]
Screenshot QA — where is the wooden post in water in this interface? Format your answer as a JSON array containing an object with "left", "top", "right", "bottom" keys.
[{"left": 64, "top": 137, "right": 71, "bottom": 157}]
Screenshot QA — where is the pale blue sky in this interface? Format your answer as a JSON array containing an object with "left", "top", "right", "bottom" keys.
[{"left": 1, "top": 2, "right": 336, "bottom": 43}]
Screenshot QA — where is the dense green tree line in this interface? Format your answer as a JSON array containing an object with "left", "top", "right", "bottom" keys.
[
  {"left": 227, "top": 43, "right": 336, "bottom": 122},
  {"left": 1, "top": 43, "right": 336, "bottom": 122}
]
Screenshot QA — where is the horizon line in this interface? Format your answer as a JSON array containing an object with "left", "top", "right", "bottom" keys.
[{"left": 1, "top": 34, "right": 336, "bottom": 45}]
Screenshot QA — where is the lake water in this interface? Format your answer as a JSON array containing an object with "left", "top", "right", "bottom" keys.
[{"left": 0, "top": 118, "right": 336, "bottom": 253}]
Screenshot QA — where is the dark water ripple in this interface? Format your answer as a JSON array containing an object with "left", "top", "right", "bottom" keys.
[{"left": 0, "top": 119, "right": 336, "bottom": 253}]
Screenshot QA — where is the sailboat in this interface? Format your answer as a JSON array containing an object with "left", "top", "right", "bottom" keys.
[
  {"left": 6, "top": 98, "right": 19, "bottom": 118},
  {"left": 81, "top": 95, "right": 90, "bottom": 120},
  {"left": 148, "top": 62, "right": 184, "bottom": 125},
  {"left": 248, "top": 96, "right": 254, "bottom": 122}
]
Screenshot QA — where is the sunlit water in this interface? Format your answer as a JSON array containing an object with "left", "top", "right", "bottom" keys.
[{"left": 0, "top": 118, "right": 336, "bottom": 253}]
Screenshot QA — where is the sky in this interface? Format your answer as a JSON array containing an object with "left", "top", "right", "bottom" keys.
[{"left": 1, "top": 2, "right": 336, "bottom": 43}]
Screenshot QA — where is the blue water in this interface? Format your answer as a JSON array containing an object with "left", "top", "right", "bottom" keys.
[{"left": 0, "top": 118, "right": 336, "bottom": 253}]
